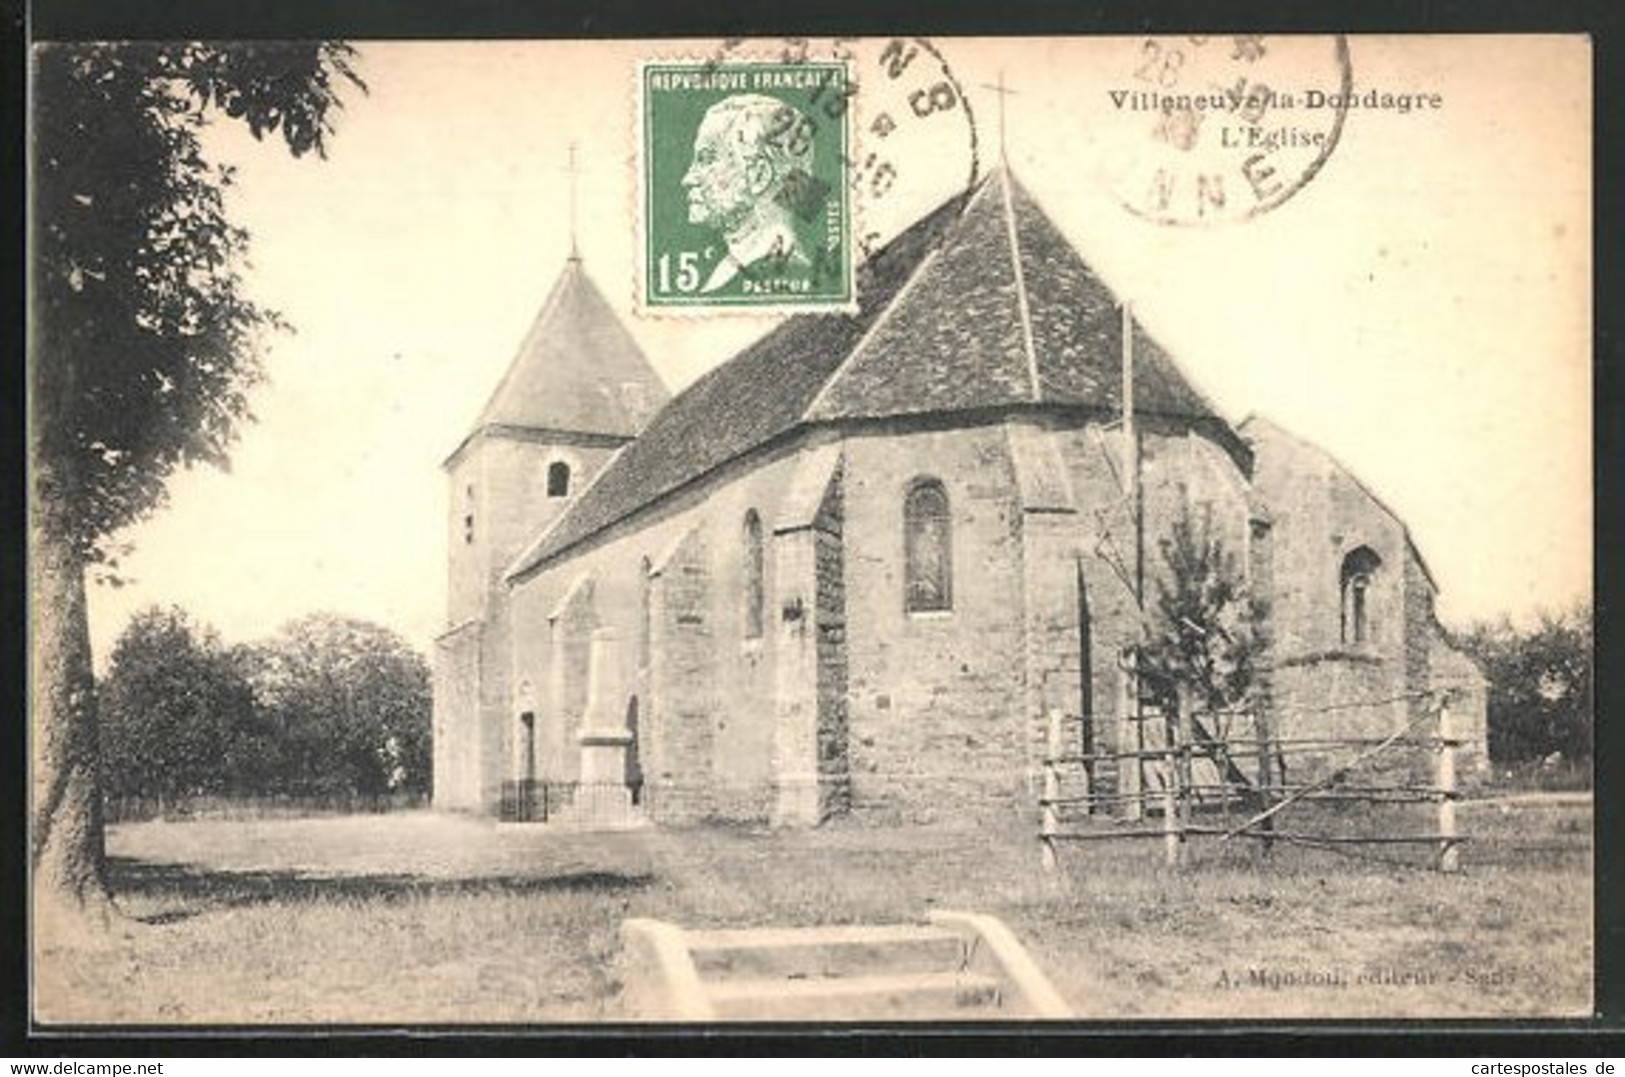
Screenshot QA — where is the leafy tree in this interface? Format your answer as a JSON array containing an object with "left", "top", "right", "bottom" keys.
[
  {"left": 248, "top": 615, "right": 432, "bottom": 800},
  {"left": 1138, "top": 499, "right": 1270, "bottom": 726},
  {"left": 1455, "top": 605, "right": 1592, "bottom": 767},
  {"left": 30, "top": 42, "right": 362, "bottom": 919},
  {"left": 1134, "top": 497, "right": 1272, "bottom": 823},
  {"left": 96, "top": 608, "right": 430, "bottom": 812},
  {"left": 98, "top": 606, "right": 257, "bottom": 805},
  {"left": 215, "top": 642, "right": 292, "bottom": 798}
]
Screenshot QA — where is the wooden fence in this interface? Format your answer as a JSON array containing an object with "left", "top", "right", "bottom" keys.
[
  {"left": 1039, "top": 691, "right": 1467, "bottom": 872},
  {"left": 104, "top": 790, "right": 428, "bottom": 823}
]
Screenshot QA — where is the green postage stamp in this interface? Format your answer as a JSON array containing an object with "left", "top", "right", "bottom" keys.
[{"left": 639, "top": 59, "right": 855, "bottom": 312}]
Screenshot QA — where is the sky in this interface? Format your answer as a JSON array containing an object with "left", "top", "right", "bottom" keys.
[{"left": 78, "top": 36, "right": 1592, "bottom": 662}]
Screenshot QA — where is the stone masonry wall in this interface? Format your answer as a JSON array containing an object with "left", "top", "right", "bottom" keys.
[
  {"left": 546, "top": 578, "right": 597, "bottom": 784},
  {"left": 814, "top": 466, "right": 851, "bottom": 818},
  {"left": 838, "top": 423, "right": 1029, "bottom": 825},
  {"left": 1402, "top": 552, "right": 1435, "bottom": 709},
  {"left": 653, "top": 527, "right": 725, "bottom": 823},
  {"left": 1246, "top": 421, "right": 1475, "bottom": 781},
  {"left": 431, "top": 625, "right": 480, "bottom": 810},
  {"left": 1047, "top": 422, "right": 1255, "bottom": 812},
  {"left": 436, "top": 430, "right": 625, "bottom": 814},
  {"left": 495, "top": 414, "right": 1463, "bottom": 829},
  {"left": 505, "top": 438, "right": 819, "bottom": 825},
  {"left": 468, "top": 412, "right": 1484, "bottom": 828}
]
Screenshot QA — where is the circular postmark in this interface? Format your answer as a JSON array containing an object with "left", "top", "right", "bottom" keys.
[
  {"left": 638, "top": 36, "right": 980, "bottom": 313},
  {"left": 835, "top": 36, "right": 982, "bottom": 258},
  {"left": 704, "top": 36, "right": 981, "bottom": 257},
  {"left": 1102, "top": 34, "right": 1352, "bottom": 226}
]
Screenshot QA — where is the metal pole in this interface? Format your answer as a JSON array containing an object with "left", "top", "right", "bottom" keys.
[
  {"left": 1121, "top": 302, "right": 1147, "bottom": 827},
  {"left": 567, "top": 141, "right": 580, "bottom": 260},
  {"left": 1123, "top": 301, "right": 1140, "bottom": 604}
]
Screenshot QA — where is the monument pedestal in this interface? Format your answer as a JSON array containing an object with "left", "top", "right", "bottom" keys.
[
  {"left": 565, "top": 627, "right": 642, "bottom": 829},
  {"left": 573, "top": 727, "right": 636, "bottom": 827}
]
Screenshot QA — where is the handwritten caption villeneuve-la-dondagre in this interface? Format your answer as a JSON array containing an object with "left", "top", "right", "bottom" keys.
[{"left": 1109, "top": 85, "right": 1444, "bottom": 151}]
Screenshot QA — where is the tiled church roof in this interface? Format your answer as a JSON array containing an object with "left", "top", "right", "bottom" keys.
[
  {"left": 507, "top": 169, "right": 1240, "bottom": 579},
  {"left": 452, "top": 257, "right": 669, "bottom": 455}
]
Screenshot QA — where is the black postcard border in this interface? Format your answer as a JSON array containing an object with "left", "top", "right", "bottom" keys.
[{"left": 9, "top": 0, "right": 1622, "bottom": 1057}]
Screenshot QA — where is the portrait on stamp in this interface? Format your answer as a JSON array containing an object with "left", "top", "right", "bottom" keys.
[
  {"left": 681, "top": 94, "right": 819, "bottom": 293},
  {"left": 640, "top": 60, "right": 854, "bottom": 310}
]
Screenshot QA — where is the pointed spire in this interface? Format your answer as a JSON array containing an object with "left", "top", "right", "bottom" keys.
[{"left": 463, "top": 259, "right": 668, "bottom": 439}]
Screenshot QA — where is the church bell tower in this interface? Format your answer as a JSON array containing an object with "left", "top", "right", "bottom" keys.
[{"left": 433, "top": 246, "right": 669, "bottom": 812}]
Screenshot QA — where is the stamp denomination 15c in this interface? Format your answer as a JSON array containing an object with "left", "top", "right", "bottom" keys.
[{"left": 639, "top": 59, "right": 855, "bottom": 313}]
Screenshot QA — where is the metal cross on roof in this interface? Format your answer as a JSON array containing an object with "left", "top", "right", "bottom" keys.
[
  {"left": 566, "top": 141, "right": 580, "bottom": 261},
  {"left": 978, "top": 72, "right": 1019, "bottom": 164}
]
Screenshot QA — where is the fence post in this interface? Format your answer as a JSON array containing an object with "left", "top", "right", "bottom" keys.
[
  {"left": 1253, "top": 710, "right": 1276, "bottom": 858},
  {"left": 1041, "top": 708, "right": 1062, "bottom": 873},
  {"left": 1120, "top": 653, "right": 1144, "bottom": 821},
  {"left": 1160, "top": 699, "right": 1178, "bottom": 868},
  {"left": 1174, "top": 686, "right": 1194, "bottom": 866},
  {"left": 1162, "top": 691, "right": 1189, "bottom": 868},
  {"left": 1160, "top": 756, "right": 1179, "bottom": 866},
  {"left": 1436, "top": 694, "right": 1459, "bottom": 873}
]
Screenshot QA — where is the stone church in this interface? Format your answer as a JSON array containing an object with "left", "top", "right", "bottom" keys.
[{"left": 431, "top": 168, "right": 1487, "bottom": 826}]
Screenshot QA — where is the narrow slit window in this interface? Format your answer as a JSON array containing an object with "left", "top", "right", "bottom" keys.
[
  {"left": 547, "top": 460, "right": 571, "bottom": 498},
  {"left": 904, "top": 479, "right": 952, "bottom": 613},
  {"left": 1339, "top": 546, "right": 1382, "bottom": 645}
]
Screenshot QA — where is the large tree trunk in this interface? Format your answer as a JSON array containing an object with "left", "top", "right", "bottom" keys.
[{"left": 30, "top": 445, "right": 115, "bottom": 935}]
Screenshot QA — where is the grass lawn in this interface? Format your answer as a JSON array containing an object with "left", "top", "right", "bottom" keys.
[{"left": 34, "top": 797, "right": 1593, "bottom": 1025}]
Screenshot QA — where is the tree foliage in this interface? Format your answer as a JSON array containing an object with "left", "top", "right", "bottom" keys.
[
  {"left": 98, "top": 609, "right": 432, "bottom": 807},
  {"left": 98, "top": 607, "right": 256, "bottom": 802},
  {"left": 1138, "top": 499, "right": 1270, "bottom": 724},
  {"left": 247, "top": 614, "right": 433, "bottom": 799},
  {"left": 33, "top": 43, "right": 363, "bottom": 569},
  {"left": 1454, "top": 605, "right": 1592, "bottom": 765},
  {"left": 30, "top": 42, "right": 362, "bottom": 913}
]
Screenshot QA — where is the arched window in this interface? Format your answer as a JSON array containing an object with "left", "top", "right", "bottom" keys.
[
  {"left": 1340, "top": 546, "right": 1382, "bottom": 645},
  {"left": 743, "top": 510, "right": 765, "bottom": 639},
  {"left": 546, "top": 460, "right": 571, "bottom": 498},
  {"left": 904, "top": 478, "right": 953, "bottom": 613}
]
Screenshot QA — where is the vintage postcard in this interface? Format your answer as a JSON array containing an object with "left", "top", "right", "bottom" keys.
[{"left": 29, "top": 35, "right": 1592, "bottom": 1027}]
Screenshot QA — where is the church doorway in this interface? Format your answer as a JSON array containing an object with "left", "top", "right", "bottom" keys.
[
  {"left": 520, "top": 711, "right": 537, "bottom": 783},
  {"left": 516, "top": 711, "right": 538, "bottom": 821}
]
